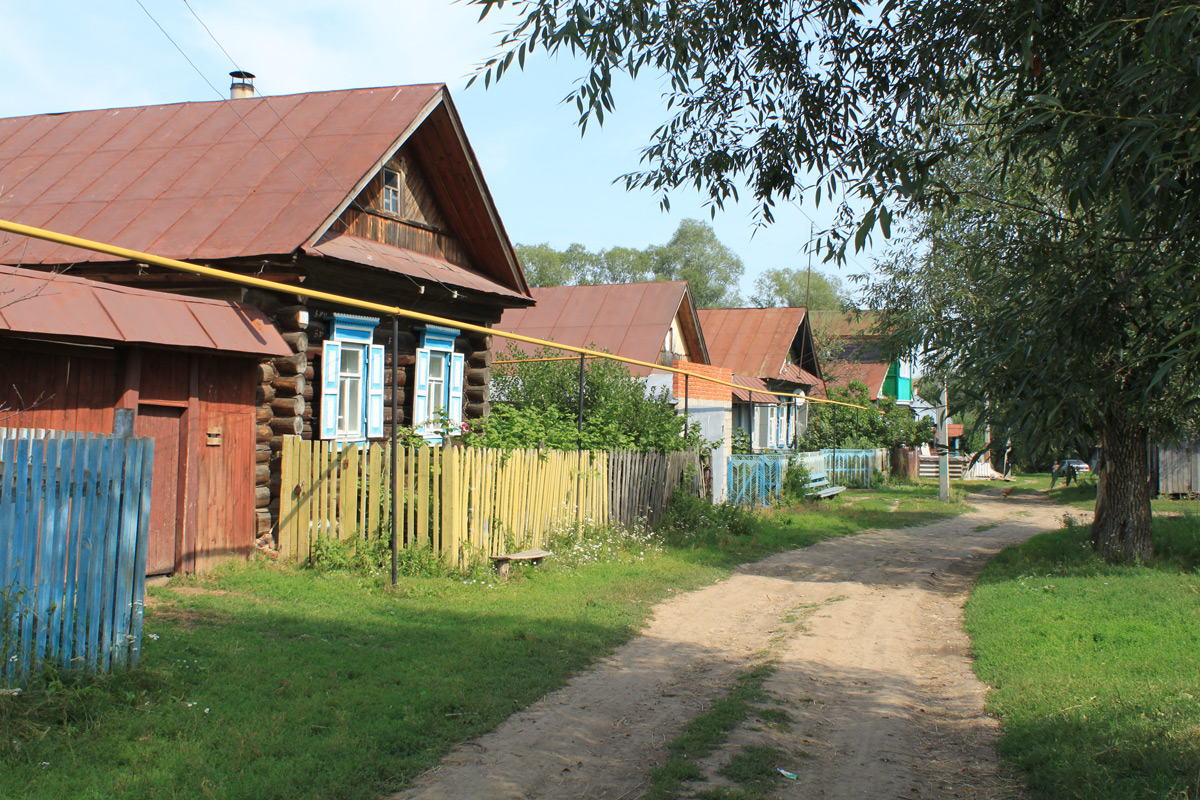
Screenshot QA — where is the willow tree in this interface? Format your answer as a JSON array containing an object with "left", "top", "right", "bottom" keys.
[
  {"left": 866, "top": 155, "right": 1200, "bottom": 560},
  {"left": 467, "top": 1, "right": 1200, "bottom": 559}
]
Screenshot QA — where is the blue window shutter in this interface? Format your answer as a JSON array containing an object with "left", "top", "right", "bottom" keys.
[
  {"left": 414, "top": 347, "right": 431, "bottom": 436},
  {"left": 320, "top": 340, "right": 341, "bottom": 440},
  {"left": 367, "top": 344, "right": 385, "bottom": 438},
  {"left": 448, "top": 352, "right": 465, "bottom": 430}
]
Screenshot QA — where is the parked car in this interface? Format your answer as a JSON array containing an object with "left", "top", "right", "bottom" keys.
[{"left": 1060, "top": 459, "right": 1091, "bottom": 473}]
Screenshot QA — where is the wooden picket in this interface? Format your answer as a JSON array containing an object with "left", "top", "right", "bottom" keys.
[
  {"left": 278, "top": 438, "right": 705, "bottom": 566},
  {"left": 0, "top": 429, "right": 154, "bottom": 686}
]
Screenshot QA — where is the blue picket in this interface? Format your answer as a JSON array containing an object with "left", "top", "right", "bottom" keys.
[
  {"left": 129, "top": 439, "right": 154, "bottom": 667},
  {"left": 111, "top": 442, "right": 143, "bottom": 669},
  {"left": 59, "top": 436, "right": 88, "bottom": 670},
  {"left": 0, "top": 439, "right": 15, "bottom": 683},
  {"left": 0, "top": 430, "right": 154, "bottom": 685},
  {"left": 85, "top": 437, "right": 118, "bottom": 672},
  {"left": 33, "top": 436, "right": 64, "bottom": 665},
  {"left": 16, "top": 437, "right": 40, "bottom": 682}
]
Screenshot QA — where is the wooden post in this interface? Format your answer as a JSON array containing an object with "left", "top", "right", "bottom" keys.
[{"left": 939, "top": 384, "right": 950, "bottom": 502}]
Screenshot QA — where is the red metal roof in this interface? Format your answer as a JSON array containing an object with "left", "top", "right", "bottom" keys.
[
  {"left": 496, "top": 282, "right": 701, "bottom": 375},
  {"left": 307, "top": 233, "right": 529, "bottom": 302},
  {"left": 730, "top": 375, "right": 780, "bottom": 404},
  {"left": 698, "top": 307, "right": 810, "bottom": 380},
  {"left": 0, "top": 265, "right": 289, "bottom": 357},
  {"left": 0, "top": 86, "right": 444, "bottom": 265},
  {"left": 779, "top": 363, "right": 821, "bottom": 388},
  {"left": 822, "top": 361, "right": 891, "bottom": 400}
]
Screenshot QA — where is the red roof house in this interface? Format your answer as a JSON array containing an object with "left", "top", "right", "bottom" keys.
[
  {"left": 0, "top": 82, "right": 532, "bottom": 570},
  {"left": 697, "top": 307, "right": 823, "bottom": 451}
]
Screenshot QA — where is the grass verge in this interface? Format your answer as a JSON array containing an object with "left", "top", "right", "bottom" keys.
[
  {"left": 966, "top": 511, "right": 1200, "bottom": 799},
  {"left": 0, "top": 484, "right": 968, "bottom": 800}
]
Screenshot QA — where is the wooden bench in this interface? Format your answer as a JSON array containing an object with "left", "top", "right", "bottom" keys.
[
  {"left": 803, "top": 472, "right": 846, "bottom": 499},
  {"left": 489, "top": 548, "right": 552, "bottom": 579}
]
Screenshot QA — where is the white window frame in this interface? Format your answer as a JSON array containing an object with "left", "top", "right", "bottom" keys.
[
  {"left": 382, "top": 168, "right": 401, "bottom": 216},
  {"left": 413, "top": 325, "right": 465, "bottom": 442},
  {"left": 320, "top": 314, "right": 385, "bottom": 442}
]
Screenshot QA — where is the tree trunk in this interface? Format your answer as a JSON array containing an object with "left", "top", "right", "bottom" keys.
[{"left": 1091, "top": 411, "right": 1153, "bottom": 561}]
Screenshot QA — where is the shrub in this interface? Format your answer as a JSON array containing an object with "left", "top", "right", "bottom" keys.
[
  {"left": 778, "top": 462, "right": 812, "bottom": 506},
  {"left": 473, "top": 344, "right": 694, "bottom": 452},
  {"left": 658, "top": 493, "right": 757, "bottom": 544}
]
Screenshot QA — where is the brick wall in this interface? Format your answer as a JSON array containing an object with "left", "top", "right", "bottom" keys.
[{"left": 673, "top": 361, "right": 733, "bottom": 404}]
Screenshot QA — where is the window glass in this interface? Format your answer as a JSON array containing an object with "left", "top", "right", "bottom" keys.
[
  {"left": 338, "top": 344, "right": 365, "bottom": 437},
  {"left": 427, "top": 353, "right": 446, "bottom": 418},
  {"left": 382, "top": 169, "right": 401, "bottom": 215}
]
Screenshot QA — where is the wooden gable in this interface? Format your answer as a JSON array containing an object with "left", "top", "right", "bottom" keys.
[{"left": 330, "top": 144, "right": 472, "bottom": 268}]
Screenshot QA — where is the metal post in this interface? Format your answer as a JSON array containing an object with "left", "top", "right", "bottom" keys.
[
  {"left": 939, "top": 383, "right": 950, "bottom": 502},
  {"left": 576, "top": 353, "right": 585, "bottom": 534},
  {"left": 832, "top": 402, "right": 838, "bottom": 484},
  {"left": 577, "top": 353, "right": 585, "bottom": 450},
  {"left": 390, "top": 316, "right": 400, "bottom": 586}
]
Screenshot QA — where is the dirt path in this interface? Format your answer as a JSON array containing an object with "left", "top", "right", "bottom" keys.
[{"left": 392, "top": 490, "right": 1079, "bottom": 800}]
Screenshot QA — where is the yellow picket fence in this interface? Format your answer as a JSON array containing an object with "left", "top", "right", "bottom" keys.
[{"left": 276, "top": 438, "right": 609, "bottom": 565}]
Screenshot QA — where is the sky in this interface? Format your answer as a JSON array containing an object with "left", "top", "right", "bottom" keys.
[{"left": 0, "top": 0, "right": 885, "bottom": 301}]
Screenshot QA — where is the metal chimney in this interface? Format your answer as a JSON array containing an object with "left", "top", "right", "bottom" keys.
[{"left": 229, "top": 71, "right": 256, "bottom": 99}]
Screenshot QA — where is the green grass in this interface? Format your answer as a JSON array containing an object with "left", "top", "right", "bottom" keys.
[
  {"left": 0, "top": 484, "right": 970, "bottom": 800},
  {"left": 966, "top": 512, "right": 1200, "bottom": 799}
]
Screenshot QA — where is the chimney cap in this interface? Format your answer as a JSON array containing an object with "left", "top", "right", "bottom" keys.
[{"left": 230, "top": 70, "right": 256, "bottom": 80}]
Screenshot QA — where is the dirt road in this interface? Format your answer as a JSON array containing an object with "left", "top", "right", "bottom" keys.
[{"left": 392, "top": 490, "right": 1078, "bottom": 800}]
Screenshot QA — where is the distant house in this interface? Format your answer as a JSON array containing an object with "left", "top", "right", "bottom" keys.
[
  {"left": 0, "top": 82, "right": 533, "bottom": 571},
  {"left": 697, "top": 307, "right": 823, "bottom": 452},
  {"left": 808, "top": 310, "right": 913, "bottom": 405},
  {"left": 497, "top": 281, "right": 736, "bottom": 500}
]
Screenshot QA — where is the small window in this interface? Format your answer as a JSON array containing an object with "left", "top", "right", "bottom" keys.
[
  {"left": 337, "top": 344, "right": 366, "bottom": 438},
  {"left": 413, "top": 326, "right": 465, "bottom": 441},
  {"left": 382, "top": 168, "right": 401, "bottom": 216},
  {"left": 320, "top": 314, "right": 384, "bottom": 442}
]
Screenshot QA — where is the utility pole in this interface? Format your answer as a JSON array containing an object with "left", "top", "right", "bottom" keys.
[{"left": 938, "top": 383, "right": 950, "bottom": 502}]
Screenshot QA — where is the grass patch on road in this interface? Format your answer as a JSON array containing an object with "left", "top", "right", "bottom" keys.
[
  {"left": 1, "top": 485, "right": 970, "bottom": 800},
  {"left": 966, "top": 512, "right": 1200, "bottom": 799}
]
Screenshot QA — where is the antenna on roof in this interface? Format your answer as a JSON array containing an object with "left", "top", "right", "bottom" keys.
[{"left": 229, "top": 71, "right": 256, "bottom": 99}]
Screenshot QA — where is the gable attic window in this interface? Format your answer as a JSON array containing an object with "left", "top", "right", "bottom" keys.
[
  {"left": 414, "top": 325, "right": 465, "bottom": 442},
  {"left": 320, "top": 314, "right": 385, "bottom": 442},
  {"left": 382, "top": 168, "right": 402, "bottom": 216}
]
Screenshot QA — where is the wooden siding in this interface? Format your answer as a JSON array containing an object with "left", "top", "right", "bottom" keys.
[
  {"left": 332, "top": 145, "right": 472, "bottom": 267},
  {"left": 0, "top": 340, "right": 257, "bottom": 574},
  {"left": 0, "top": 344, "right": 120, "bottom": 433}
]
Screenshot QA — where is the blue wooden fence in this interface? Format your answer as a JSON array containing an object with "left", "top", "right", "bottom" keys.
[
  {"left": 727, "top": 448, "right": 890, "bottom": 507},
  {"left": 0, "top": 429, "right": 154, "bottom": 686},
  {"left": 727, "top": 454, "right": 789, "bottom": 507}
]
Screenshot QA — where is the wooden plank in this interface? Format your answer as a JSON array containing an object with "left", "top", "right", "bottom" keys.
[
  {"left": 82, "top": 438, "right": 114, "bottom": 671},
  {"left": 45, "top": 438, "right": 72, "bottom": 666},
  {"left": 15, "top": 437, "right": 40, "bottom": 682},
  {"left": 340, "top": 444, "right": 359, "bottom": 541},
  {"left": 367, "top": 443, "right": 383, "bottom": 540},
  {"left": 442, "top": 446, "right": 459, "bottom": 566},
  {"left": 111, "top": 439, "right": 144, "bottom": 668},
  {"left": 278, "top": 436, "right": 296, "bottom": 557},
  {"left": 416, "top": 446, "right": 430, "bottom": 550},
  {"left": 58, "top": 437, "right": 87, "bottom": 669},
  {"left": 430, "top": 447, "right": 442, "bottom": 556},
  {"left": 97, "top": 436, "right": 127, "bottom": 672},
  {"left": 32, "top": 437, "right": 61, "bottom": 666},
  {"left": 405, "top": 446, "right": 416, "bottom": 549},
  {"left": 0, "top": 438, "right": 15, "bottom": 682},
  {"left": 296, "top": 439, "right": 312, "bottom": 560},
  {"left": 129, "top": 438, "right": 154, "bottom": 666}
]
